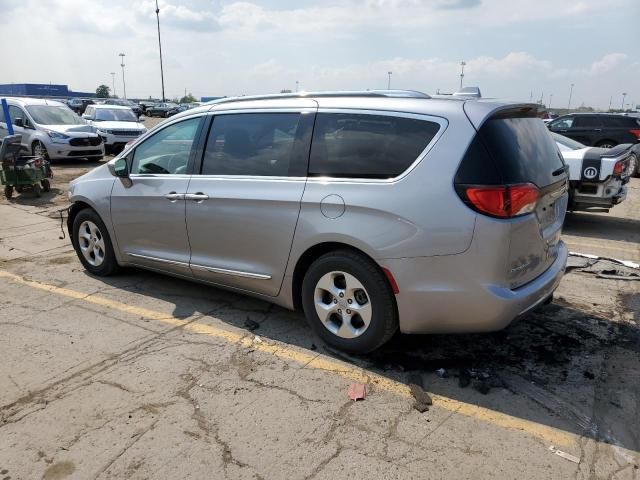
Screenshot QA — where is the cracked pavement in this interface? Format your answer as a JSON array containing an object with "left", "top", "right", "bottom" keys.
[{"left": 0, "top": 157, "right": 638, "bottom": 479}]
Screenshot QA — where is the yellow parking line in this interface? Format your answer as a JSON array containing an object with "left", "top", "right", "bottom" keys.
[{"left": 0, "top": 269, "right": 577, "bottom": 448}]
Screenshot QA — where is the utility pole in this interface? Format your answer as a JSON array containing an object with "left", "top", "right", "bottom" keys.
[
  {"left": 110, "top": 72, "right": 116, "bottom": 97},
  {"left": 529, "top": 91, "right": 533, "bottom": 101},
  {"left": 621, "top": 92, "right": 627, "bottom": 111},
  {"left": 548, "top": 93, "right": 553, "bottom": 109},
  {"left": 567, "top": 83, "right": 574, "bottom": 111},
  {"left": 119, "top": 53, "right": 127, "bottom": 99},
  {"left": 459, "top": 61, "right": 466, "bottom": 90},
  {"left": 539, "top": 91, "right": 544, "bottom": 105},
  {"left": 295, "top": 80, "right": 299, "bottom": 92},
  {"left": 155, "top": 0, "right": 166, "bottom": 102},
  {"left": 608, "top": 96, "right": 613, "bottom": 111},
  {"left": 387, "top": 71, "right": 392, "bottom": 90}
]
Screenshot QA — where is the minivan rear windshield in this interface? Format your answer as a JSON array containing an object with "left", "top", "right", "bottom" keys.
[
  {"left": 26, "top": 105, "right": 84, "bottom": 126},
  {"left": 478, "top": 117, "right": 565, "bottom": 187}
]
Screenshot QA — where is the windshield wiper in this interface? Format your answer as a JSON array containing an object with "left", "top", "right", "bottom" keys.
[{"left": 552, "top": 165, "right": 568, "bottom": 176}]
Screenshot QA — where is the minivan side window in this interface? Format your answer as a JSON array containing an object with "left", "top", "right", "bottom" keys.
[
  {"left": 201, "top": 113, "right": 301, "bottom": 176},
  {"left": 130, "top": 117, "right": 200, "bottom": 175},
  {"left": 8, "top": 106, "right": 24, "bottom": 126},
  {"left": 308, "top": 113, "right": 440, "bottom": 179}
]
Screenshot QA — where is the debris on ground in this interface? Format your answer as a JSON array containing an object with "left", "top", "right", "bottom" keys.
[
  {"left": 408, "top": 374, "right": 432, "bottom": 412},
  {"left": 348, "top": 383, "right": 366, "bottom": 401},
  {"left": 583, "top": 370, "right": 595, "bottom": 380},
  {"left": 243, "top": 319, "right": 260, "bottom": 331},
  {"left": 310, "top": 343, "right": 317, "bottom": 351},
  {"left": 435, "top": 368, "right": 448, "bottom": 378},
  {"left": 549, "top": 445, "right": 580, "bottom": 464},
  {"left": 566, "top": 252, "right": 640, "bottom": 280}
]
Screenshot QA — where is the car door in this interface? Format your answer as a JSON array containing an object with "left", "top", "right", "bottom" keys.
[
  {"left": 569, "top": 115, "right": 603, "bottom": 145},
  {"left": 185, "top": 107, "right": 315, "bottom": 296},
  {"left": 110, "top": 115, "right": 205, "bottom": 277},
  {"left": 7, "top": 105, "right": 32, "bottom": 149}
]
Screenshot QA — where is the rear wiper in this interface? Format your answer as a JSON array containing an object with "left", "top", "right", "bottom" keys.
[{"left": 552, "top": 165, "right": 568, "bottom": 176}]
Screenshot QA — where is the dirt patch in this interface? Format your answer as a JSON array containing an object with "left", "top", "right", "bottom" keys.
[{"left": 42, "top": 461, "right": 75, "bottom": 480}]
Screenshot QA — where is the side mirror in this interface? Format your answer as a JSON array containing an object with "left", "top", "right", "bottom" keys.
[
  {"left": 108, "top": 157, "right": 129, "bottom": 178},
  {"left": 14, "top": 118, "right": 23, "bottom": 127}
]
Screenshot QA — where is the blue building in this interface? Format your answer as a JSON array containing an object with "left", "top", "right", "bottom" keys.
[{"left": 0, "top": 83, "right": 96, "bottom": 98}]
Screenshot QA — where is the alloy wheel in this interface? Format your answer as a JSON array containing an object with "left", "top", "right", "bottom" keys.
[
  {"left": 313, "top": 271, "right": 372, "bottom": 339},
  {"left": 78, "top": 220, "right": 106, "bottom": 267}
]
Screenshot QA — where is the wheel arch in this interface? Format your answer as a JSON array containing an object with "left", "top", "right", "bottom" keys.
[
  {"left": 291, "top": 241, "right": 397, "bottom": 312},
  {"left": 595, "top": 139, "right": 617, "bottom": 148}
]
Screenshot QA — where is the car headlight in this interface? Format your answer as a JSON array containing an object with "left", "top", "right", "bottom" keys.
[{"left": 46, "top": 130, "right": 70, "bottom": 143}]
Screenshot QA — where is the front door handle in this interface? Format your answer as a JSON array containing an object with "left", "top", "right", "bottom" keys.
[
  {"left": 164, "top": 192, "right": 184, "bottom": 202},
  {"left": 184, "top": 193, "right": 209, "bottom": 202}
]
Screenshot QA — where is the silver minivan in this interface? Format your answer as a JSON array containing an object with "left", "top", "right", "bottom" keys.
[{"left": 68, "top": 91, "right": 569, "bottom": 353}]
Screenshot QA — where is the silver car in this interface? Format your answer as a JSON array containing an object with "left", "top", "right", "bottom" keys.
[
  {"left": 0, "top": 97, "right": 104, "bottom": 160},
  {"left": 68, "top": 91, "right": 569, "bottom": 353}
]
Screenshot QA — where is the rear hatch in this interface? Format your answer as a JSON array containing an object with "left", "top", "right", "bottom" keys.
[{"left": 456, "top": 104, "right": 569, "bottom": 288}]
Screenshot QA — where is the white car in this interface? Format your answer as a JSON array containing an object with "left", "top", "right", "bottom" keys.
[
  {"left": 0, "top": 97, "right": 104, "bottom": 161},
  {"left": 82, "top": 105, "right": 147, "bottom": 152},
  {"left": 552, "top": 132, "right": 631, "bottom": 211}
]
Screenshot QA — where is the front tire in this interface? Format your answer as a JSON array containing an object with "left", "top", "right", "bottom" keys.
[
  {"left": 32, "top": 140, "right": 49, "bottom": 160},
  {"left": 301, "top": 250, "right": 398, "bottom": 354},
  {"left": 72, "top": 209, "right": 119, "bottom": 276}
]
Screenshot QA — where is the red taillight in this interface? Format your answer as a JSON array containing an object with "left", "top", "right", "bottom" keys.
[
  {"left": 613, "top": 159, "right": 627, "bottom": 176},
  {"left": 628, "top": 129, "right": 640, "bottom": 140},
  {"left": 464, "top": 183, "right": 539, "bottom": 218}
]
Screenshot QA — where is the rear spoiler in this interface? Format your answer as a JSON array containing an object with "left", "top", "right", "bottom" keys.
[{"left": 463, "top": 102, "right": 542, "bottom": 130}]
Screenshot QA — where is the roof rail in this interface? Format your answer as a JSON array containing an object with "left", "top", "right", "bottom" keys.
[{"left": 205, "top": 90, "right": 431, "bottom": 105}]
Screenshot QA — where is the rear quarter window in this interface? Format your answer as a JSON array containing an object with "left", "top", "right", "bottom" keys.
[{"left": 309, "top": 113, "right": 440, "bottom": 179}]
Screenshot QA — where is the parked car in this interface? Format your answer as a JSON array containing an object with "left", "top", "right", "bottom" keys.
[
  {"left": 166, "top": 104, "right": 191, "bottom": 117},
  {"left": 67, "top": 91, "right": 568, "bottom": 353},
  {"left": 547, "top": 113, "right": 640, "bottom": 148},
  {"left": 67, "top": 98, "right": 95, "bottom": 115},
  {"left": 82, "top": 105, "right": 147, "bottom": 153},
  {"left": 0, "top": 98, "right": 104, "bottom": 161},
  {"left": 145, "top": 102, "right": 179, "bottom": 118},
  {"left": 552, "top": 132, "right": 631, "bottom": 211},
  {"left": 138, "top": 101, "right": 158, "bottom": 115},
  {"left": 102, "top": 99, "right": 143, "bottom": 118}
]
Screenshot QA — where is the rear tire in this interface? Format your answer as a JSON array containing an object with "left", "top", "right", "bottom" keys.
[
  {"left": 596, "top": 140, "right": 616, "bottom": 149},
  {"left": 72, "top": 208, "right": 119, "bottom": 276},
  {"left": 4, "top": 186, "right": 13, "bottom": 199},
  {"left": 301, "top": 250, "right": 398, "bottom": 354},
  {"left": 33, "top": 183, "right": 41, "bottom": 197},
  {"left": 41, "top": 179, "right": 51, "bottom": 192}
]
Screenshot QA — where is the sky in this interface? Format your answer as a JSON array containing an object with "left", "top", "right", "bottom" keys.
[{"left": 1, "top": 0, "right": 638, "bottom": 109}]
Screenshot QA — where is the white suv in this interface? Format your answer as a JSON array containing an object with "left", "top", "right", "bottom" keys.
[
  {"left": 82, "top": 105, "right": 147, "bottom": 153},
  {"left": 0, "top": 97, "right": 104, "bottom": 160}
]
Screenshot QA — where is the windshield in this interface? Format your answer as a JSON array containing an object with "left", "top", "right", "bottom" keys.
[
  {"left": 551, "top": 132, "right": 585, "bottom": 151},
  {"left": 94, "top": 108, "right": 138, "bottom": 122},
  {"left": 26, "top": 105, "right": 84, "bottom": 125}
]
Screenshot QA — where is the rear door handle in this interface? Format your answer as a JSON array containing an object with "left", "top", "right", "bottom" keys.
[
  {"left": 184, "top": 192, "right": 209, "bottom": 202},
  {"left": 164, "top": 192, "right": 184, "bottom": 202}
]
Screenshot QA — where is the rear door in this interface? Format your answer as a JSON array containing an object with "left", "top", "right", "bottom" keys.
[
  {"left": 569, "top": 115, "right": 603, "bottom": 145},
  {"left": 185, "top": 107, "right": 315, "bottom": 296},
  {"left": 463, "top": 110, "right": 569, "bottom": 288}
]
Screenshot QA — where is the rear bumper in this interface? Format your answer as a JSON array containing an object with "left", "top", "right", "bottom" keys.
[{"left": 382, "top": 241, "right": 568, "bottom": 334}]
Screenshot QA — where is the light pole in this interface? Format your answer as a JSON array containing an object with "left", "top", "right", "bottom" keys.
[
  {"left": 155, "top": 0, "right": 166, "bottom": 102},
  {"left": 608, "top": 95, "right": 613, "bottom": 111},
  {"left": 548, "top": 93, "right": 552, "bottom": 109},
  {"left": 621, "top": 92, "right": 627, "bottom": 111},
  {"left": 110, "top": 72, "right": 116, "bottom": 98},
  {"left": 459, "top": 61, "right": 466, "bottom": 90},
  {"left": 295, "top": 80, "right": 299, "bottom": 92},
  {"left": 387, "top": 71, "right": 392, "bottom": 90},
  {"left": 567, "top": 83, "right": 574, "bottom": 110},
  {"left": 119, "top": 53, "right": 127, "bottom": 99}
]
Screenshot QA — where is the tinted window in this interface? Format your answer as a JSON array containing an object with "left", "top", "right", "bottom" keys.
[
  {"left": 602, "top": 116, "right": 635, "bottom": 128},
  {"left": 457, "top": 117, "right": 565, "bottom": 188},
  {"left": 309, "top": 113, "right": 439, "bottom": 178},
  {"left": 573, "top": 116, "right": 602, "bottom": 128},
  {"left": 131, "top": 117, "right": 200, "bottom": 174},
  {"left": 201, "top": 113, "right": 301, "bottom": 176}
]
